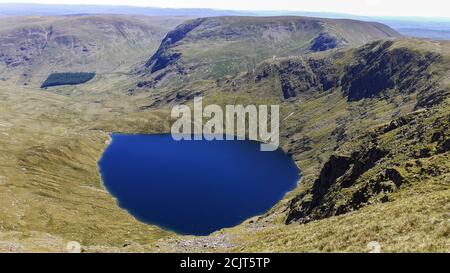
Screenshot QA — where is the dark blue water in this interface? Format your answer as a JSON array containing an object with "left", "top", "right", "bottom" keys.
[{"left": 99, "top": 134, "right": 300, "bottom": 236}]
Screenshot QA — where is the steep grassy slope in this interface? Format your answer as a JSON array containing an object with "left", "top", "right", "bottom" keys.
[
  {"left": 0, "top": 15, "right": 448, "bottom": 252},
  {"left": 0, "top": 82, "right": 177, "bottom": 252},
  {"left": 137, "top": 16, "right": 399, "bottom": 89},
  {"left": 150, "top": 38, "right": 449, "bottom": 252},
  {"left": 218, "top": 99, "right": 449, "bottom": 253},
  {"left": 0, "top": 15, "right": 187, "bottom": 86}
]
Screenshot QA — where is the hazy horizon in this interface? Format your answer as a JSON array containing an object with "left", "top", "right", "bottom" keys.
[{"left": 0, "top": 0, "right": 449, "bottom": 19}]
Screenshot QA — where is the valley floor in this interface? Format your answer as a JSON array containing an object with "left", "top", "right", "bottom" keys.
[{"left": 0, "top": 69, "right": 448, "bottom": 252}]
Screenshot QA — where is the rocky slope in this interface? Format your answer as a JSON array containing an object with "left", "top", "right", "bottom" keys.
[
  {"left": 0, "top": 15, "right": 187, "bottom": 85},
  {"left": 138, "top": 16, "right": 399, "bottom": 89},
  {"left": 227, "top": 39, "right": 450, "bottom": 231},
  {"left": 286, "top": 108, "right": 450, "bottom": 224},
  {"left": 165, "top": 38, "right": 450, "bottom": 252},
  {"left": 0, "top": 15, "right": 448, "bottom": 252},
  {"left": 248, "top": 40, "right": 446, "bottom": 102},
  {"left": 132, "top": 36, "right": 449, "bottom": 251}
]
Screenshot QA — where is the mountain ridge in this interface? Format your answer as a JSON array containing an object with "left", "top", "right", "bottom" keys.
[
  {"left": 0, "top": 15, "right": 448, "bottom": 252},
  {"left": 0, "top": 15, "right": 188, "bottom": 85},
  {"left": 2, "top": 3, "right": 449, "bottom": 40},
  {"left": 140, "top": 16, "right": 400, "bottom": 89}
]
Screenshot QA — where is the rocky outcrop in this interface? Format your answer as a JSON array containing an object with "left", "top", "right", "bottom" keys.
[
  {"left": 140, "top": 89, "right": 204, "bottom": 110},
  {"left": 251, "top": 40, "right": 445, "bottom": 101},
  {"left": 310, "top": 33, "right": 338, "bottom": 52},
  {"left": 341, "top": 41, "right": 441, "bottom": 101},
  {"left": 279, "top": 59, "right": 322, "bottom": 99},
  {"left": 437, "top": 138, "right": 450, "bottom": 154},
  {"left": 145, "top": 18, "right": 205, "bottom": 73},
  {"left": 307, "top": 58, "right": 340, "bottom": 90},
  {"left": 0, "top": 15, "right": 186, "bottom": 84},
  {"left": 286, "top": 146, "right": 387, "bottom": 224},
  {"left": 253, "top": 57, "right": 338, "bottom": 99},
  {"left": 0, "top": 26, "right": 52, "bottom": 67},
  {"left": 286, "top": 105, "right": 450, "bottom": 225},
  {"left": 138, "top": 16, "right": 400, "bottom": 88}
]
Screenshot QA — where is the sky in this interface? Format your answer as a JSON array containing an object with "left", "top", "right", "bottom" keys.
[{"left": 1, "top": 0, "right": 449, "bottom": 18}]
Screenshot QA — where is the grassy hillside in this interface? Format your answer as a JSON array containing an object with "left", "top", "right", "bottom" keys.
[
  {"left": 0, "top": 15, "right": 448, "bottom": 253},
  {"left": 138, "top": 16, "right": 400, "bottom": 89},
  {"left": 0, "top": 15, "right": 188, "bottom": 86},
  {"left": 159, "top": 38, "right": 449, "bottom": 253}
]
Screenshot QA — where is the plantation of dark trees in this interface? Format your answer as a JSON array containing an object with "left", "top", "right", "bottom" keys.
[{"left": 41, "top": 72, "right": 95, "bottom": 88}]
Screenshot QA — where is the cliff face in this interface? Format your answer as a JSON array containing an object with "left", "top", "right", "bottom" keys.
[
  {"left": 286, "top": 108, "right": 450, "bottom": 224},
  {"left": 144, "top": 18, "right": 206, "bottom": 73},
  {"left": 341, "top": 41, "right": 441, "bottom": 102},
  {"left": 247, "top": 40, "right": 445, "bottom": 103},
  {"left": 252, "top": 57, "right": 338, "bottom": 99},
  {"left": 310, "top": 33, "right": 338, "bottom": 52},
  {"left": 280, "top": 40, "right": 450, "bottom": 225},
  {"left": 226, "top": 39, "right": 450, "bottom": 227},
  {"left": 1, "top": 13, "right": 449, "bottom": 252}
]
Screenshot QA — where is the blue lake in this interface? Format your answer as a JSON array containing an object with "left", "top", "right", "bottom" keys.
[{"left": 99, "top": 134, "right": 300, "bottom": 236}]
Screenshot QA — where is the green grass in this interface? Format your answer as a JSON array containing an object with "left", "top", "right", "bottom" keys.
[
  {"left": 144, "top": 16, "right": 399, "bottom": 88},
  {"left": 0, "top": 15, "right": 448, "bottom": 253},
  {"left": 0, "top": 15, "right": 188, "bottom": 87}
]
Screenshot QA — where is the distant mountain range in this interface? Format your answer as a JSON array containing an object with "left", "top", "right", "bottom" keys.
[
  {"left": 0, "top": 3, "right": 248, "bottom": 17},
  {"left": 1, "top": 3, "right": 449, "bottom": 40},
  {"left": 139, "top": 16, "right": 400, "bottom": 93},
  {"left": 0, "top": 10, "right": 449, "bottom": 252}
]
